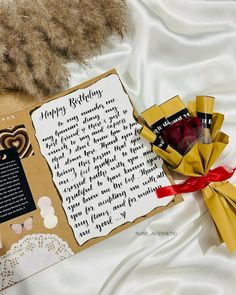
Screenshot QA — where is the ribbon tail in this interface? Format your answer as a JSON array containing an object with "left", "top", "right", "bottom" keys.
[
  {"left": 156, "top": 184, "right": 182, "bottom": 198},
  {"left": 156, "top": 178, "right": 207, "bottom": 198}
]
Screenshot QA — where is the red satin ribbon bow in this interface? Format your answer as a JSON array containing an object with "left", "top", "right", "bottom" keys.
[{"left": 156, "top": 166, "right": 236, "bottom": 198}]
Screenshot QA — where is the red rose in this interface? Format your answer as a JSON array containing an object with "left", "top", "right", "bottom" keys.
[{"left": 161, "top": 117, "right": 202, "bottom": 154}]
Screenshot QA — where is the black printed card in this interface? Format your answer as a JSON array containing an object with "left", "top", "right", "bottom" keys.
[{"left": 0, "top": 148, "right": 36, "bottom": 223}]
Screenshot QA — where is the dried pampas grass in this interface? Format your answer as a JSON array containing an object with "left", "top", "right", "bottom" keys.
[{"left": 0, "top": 0, "right": 127, "bottom": 99}]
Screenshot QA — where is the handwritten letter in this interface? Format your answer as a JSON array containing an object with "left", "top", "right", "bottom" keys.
[{"left": 31, "top": 74, "right": 174, "bottom": 245}]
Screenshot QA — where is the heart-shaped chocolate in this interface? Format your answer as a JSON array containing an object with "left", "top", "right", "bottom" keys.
[{"left": 0, "top": 125, "right": 34, "bottom": 159}]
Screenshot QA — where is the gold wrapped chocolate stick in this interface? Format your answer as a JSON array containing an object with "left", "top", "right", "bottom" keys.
[
  {"left": 159, "top": 95, "right": 190, "bottom": 124},
  {"left": 196, "top": 95, "right": 215, "bottom": 144},
  {"left": 141, "top": 104, "right": 170, "bottom": 134},
  {"left": 188, "top": 100, "right": 196, "bottom": 117},
  {"left": 140, "top": 125, "right": 167, "bottom": 150}
]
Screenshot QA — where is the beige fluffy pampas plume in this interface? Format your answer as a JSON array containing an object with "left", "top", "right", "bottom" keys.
[{"left": 0, "top": 0, "right": 127, "bottom": 99}]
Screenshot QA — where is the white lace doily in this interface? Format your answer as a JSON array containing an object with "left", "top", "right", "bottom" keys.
[{"left": 0, "top": 234, "right": 74, "bottom": 291}]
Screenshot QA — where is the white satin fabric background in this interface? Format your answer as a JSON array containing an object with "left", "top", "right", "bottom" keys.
[{"left": 3, "top": 0, "right": 236, "bottom": 294}]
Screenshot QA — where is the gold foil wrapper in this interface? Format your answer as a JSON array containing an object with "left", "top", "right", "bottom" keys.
[
  {"left": 152, "top": 145, "right": 183, "bottom": 168},
  {"left": 139, "top": 95, "right": 236, "bottom": 253},
  {"left": 140, "top": 125, "right": 168, "bottom": 151},
  {"left": 202, "top": 181, "right": 236, "bottom": 253}
]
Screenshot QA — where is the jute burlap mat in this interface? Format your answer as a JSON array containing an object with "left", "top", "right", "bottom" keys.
[{"left": 0, "top": 91, "right": 38, "bottom": 116}]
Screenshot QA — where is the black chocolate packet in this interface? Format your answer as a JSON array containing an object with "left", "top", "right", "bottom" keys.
[{"left": 0, "top": 148, "right": 36, "bottom": 224}]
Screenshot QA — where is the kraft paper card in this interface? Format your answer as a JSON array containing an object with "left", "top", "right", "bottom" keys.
[{"left": 0, "top": 69, "right": 182, "bottom": 290}]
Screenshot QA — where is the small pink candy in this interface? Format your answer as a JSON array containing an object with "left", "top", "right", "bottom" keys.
[
  {"left": 40, "top": 206, "right": 55, "bottom": 218},
  {"left": 37, "top": 196, "right": 52, "bottom": 209},
  {"left": 11, "top": 224, "right": 23, "bottom": 235}
]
